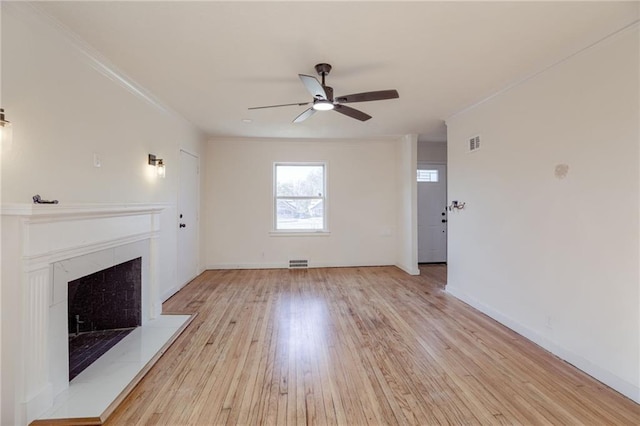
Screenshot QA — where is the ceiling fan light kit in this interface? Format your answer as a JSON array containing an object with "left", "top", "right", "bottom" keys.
[
  {"left": 249, "top": 63, "right": 399, "bottom": 123},
  {"left": 312, "top": 100, "right": 334, "bottom": 111}
]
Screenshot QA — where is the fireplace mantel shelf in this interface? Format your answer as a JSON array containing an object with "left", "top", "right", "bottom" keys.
[{"left": 1, "top": 202, "right": 169, "bottom": 217}]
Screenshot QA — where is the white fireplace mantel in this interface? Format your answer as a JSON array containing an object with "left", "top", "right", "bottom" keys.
[
  {"left": 1, "top": 202, "right": 167, "bottom": 217},
  {"left": 1, "top": 203, "right": 166, "bottom": 425}
]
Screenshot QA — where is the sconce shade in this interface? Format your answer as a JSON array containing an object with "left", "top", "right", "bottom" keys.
[
  {"left": 157, "top": 159, "right": 166, "bottom": 178},
  {"left": 0, "top": 108, "right": 9, "bottom": 127},
  {"left": 0, "top": 108, "right": 12, "bottom": 148},
  {"left": 148, "top": 153, "right": 166, "bottom": 178}
]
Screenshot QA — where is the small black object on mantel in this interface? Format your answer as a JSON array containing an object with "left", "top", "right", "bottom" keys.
[{"left": 32, "top": 194, "right": 59, "bottom": 204}]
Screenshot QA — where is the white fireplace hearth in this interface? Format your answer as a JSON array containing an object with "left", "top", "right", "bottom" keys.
[{"left": 1, "top": 203, "right": 166, "bottom": 425}]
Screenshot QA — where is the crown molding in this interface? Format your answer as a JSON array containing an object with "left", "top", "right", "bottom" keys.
[
  {"left": 5, "top": 2, "right": 192, "bottom": 124},
  {"left": 446, "top": 19, "right": 640, "bottom": 123}
]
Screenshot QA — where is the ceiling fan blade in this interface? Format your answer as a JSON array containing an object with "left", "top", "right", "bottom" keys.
[
  {"left": 293, "top": 107, "right": 316, "bottom": 123},
  {"left": 299, "top": 74, "right": 327, "bottom": 99},
  {"left": 335, "top": 89, "right": 399, "bottom": 104},
  {"left": 248, "top": 101, "right": 310, "bottom": 110},
  {"left": 334, "top": 105, "right": 372, "bottom": 121}
]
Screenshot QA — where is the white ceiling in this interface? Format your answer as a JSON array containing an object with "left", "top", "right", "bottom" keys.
[{"left": 35, "top": 1, "right": 639, "bottom": 142}]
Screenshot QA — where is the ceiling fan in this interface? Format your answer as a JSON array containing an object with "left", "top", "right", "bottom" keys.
[{"left": 248, "top": 63, "right": 399, "bottom": 123}]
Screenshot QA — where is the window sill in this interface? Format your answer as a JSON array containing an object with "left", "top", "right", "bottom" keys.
[{"left": 269, "top": 230, "right": 331, "bottom": 237}]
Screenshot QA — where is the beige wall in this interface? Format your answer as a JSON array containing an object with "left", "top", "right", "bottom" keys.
[
  {"left": 418, "top": 141, "right": 447, "bottom": 164},
  {"left": 204, "top": 137, "right": 417, "bottom": 272},
  {"left": 1, "top": 5, "right": 204, "bottom": 204},
  {"left": 446, "top": 26, "right": 639, "bottom": 402},
  {"left": 1, "top": 3, "right": 206, "bottom": 299}
]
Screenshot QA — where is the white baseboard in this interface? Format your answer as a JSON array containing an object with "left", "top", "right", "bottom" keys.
[
  {"left": 160, "top": 286, "right": 180, "bottom": 302},
  {"left": 24, "top": 382, "right": 53, "bottom": 425},
  {"left": 206, "top": 262, "right": 286, "bottom": 270},
  {"left": 395, "top": 262, "right": 420, "bottom": 275},
  {"left": 205, "top": 261, "right": 398, "bottom": 271},
  {"left": 446, "top": 285, "right": 640, "bottom": 404}
]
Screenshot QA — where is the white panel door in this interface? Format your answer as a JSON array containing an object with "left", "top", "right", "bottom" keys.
[
  {"left": 417, "top": 163, "right": 447, "bottom": 263},
  {"left": 177, "top": 150, "right": 199, "bottom": 288}
]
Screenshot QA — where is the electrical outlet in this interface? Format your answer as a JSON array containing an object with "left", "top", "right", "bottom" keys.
[
  {"left": 93, "top": 153, "right": 101, "bottom": 168},
  {"left": 545, "top": 315, "right": 552, "bottom": 329}
]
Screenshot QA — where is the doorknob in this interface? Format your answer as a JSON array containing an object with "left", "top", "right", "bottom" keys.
[
  {"left": 441, "top": 219, "right": 447, "bottom": 223},
  {"left": 179, "top": 223, "right": 186, "bottom": 228}
]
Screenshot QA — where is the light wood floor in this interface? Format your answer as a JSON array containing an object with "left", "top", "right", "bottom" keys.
[{"left": 105, "top": 266, "right": 640, "bottom": 425}]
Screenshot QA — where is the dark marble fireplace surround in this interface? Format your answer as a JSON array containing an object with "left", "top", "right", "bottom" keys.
[{"left": 67, "top": 257, "right": 142, "bottom": 379}]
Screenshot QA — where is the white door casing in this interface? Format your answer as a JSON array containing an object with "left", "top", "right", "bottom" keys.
[
  {"left": 177, "top": 150, "right": 200, "bottom": 288},
  {"left": 417, "top": 163, "right": 447, "bottom": 263}
]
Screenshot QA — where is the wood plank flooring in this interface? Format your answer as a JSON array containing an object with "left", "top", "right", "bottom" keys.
[{"left": 105, "top": 266, "right": 640, "bottom": 425}]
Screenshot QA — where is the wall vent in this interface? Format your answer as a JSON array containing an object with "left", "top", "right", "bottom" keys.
[
  {"left": 469, "top": 135, "right": 481, "bottom": 152},
  {"left": 288, "top": 259, "right": 309, "bottom": 269}
]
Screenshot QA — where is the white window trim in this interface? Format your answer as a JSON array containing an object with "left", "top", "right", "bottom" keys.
[{"left": 272, "top": 162, "right": 328, "bottom": 234}]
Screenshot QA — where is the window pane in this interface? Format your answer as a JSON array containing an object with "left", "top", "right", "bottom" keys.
[
  {"left": 276, "top": 198, "right": 324, "bottom": 230},
  {"left": 417, "top": 169, "right": 439, "bottom": 182},
  {"left": 276, "top": 165, "right": 324, "bottom": 197}
]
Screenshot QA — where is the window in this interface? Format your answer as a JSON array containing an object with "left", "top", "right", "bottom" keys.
[
  {"left": 274, "top": 163, "right": 326, "bottom": 231},
  {"left": 417, "top": 169, "right": 439, "bottom": 182}
]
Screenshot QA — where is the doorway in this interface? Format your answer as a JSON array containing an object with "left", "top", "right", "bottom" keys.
[
  {"left": 177, "top": 149, "right": 200, "bottom": 288},
  {"left": 417, "top": 163, "right": 447, "bottom": 263}
]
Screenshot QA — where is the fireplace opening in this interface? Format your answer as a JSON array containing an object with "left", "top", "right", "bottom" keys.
[{"left": 67, "top": 257, "right": 142, "bottom": 380}]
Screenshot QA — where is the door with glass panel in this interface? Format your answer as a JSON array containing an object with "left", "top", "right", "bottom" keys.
[{"left": 417, "top": 163, "right": 447, "bottom": 263}]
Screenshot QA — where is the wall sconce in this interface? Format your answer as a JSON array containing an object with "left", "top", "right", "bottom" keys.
[
  {"left": 0, "top": 108, "right": 12, "bottom": 148},
  {"left": 448, "top": 200, "right": 466, "bottom": 211},
  {"left": 148, "top": 154, "right": 166, "bottom": 178}
]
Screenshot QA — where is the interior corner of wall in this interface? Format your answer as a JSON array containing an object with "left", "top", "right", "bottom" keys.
[{"left": 395, "top": 262, "right": 420, "bottom": 276}]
